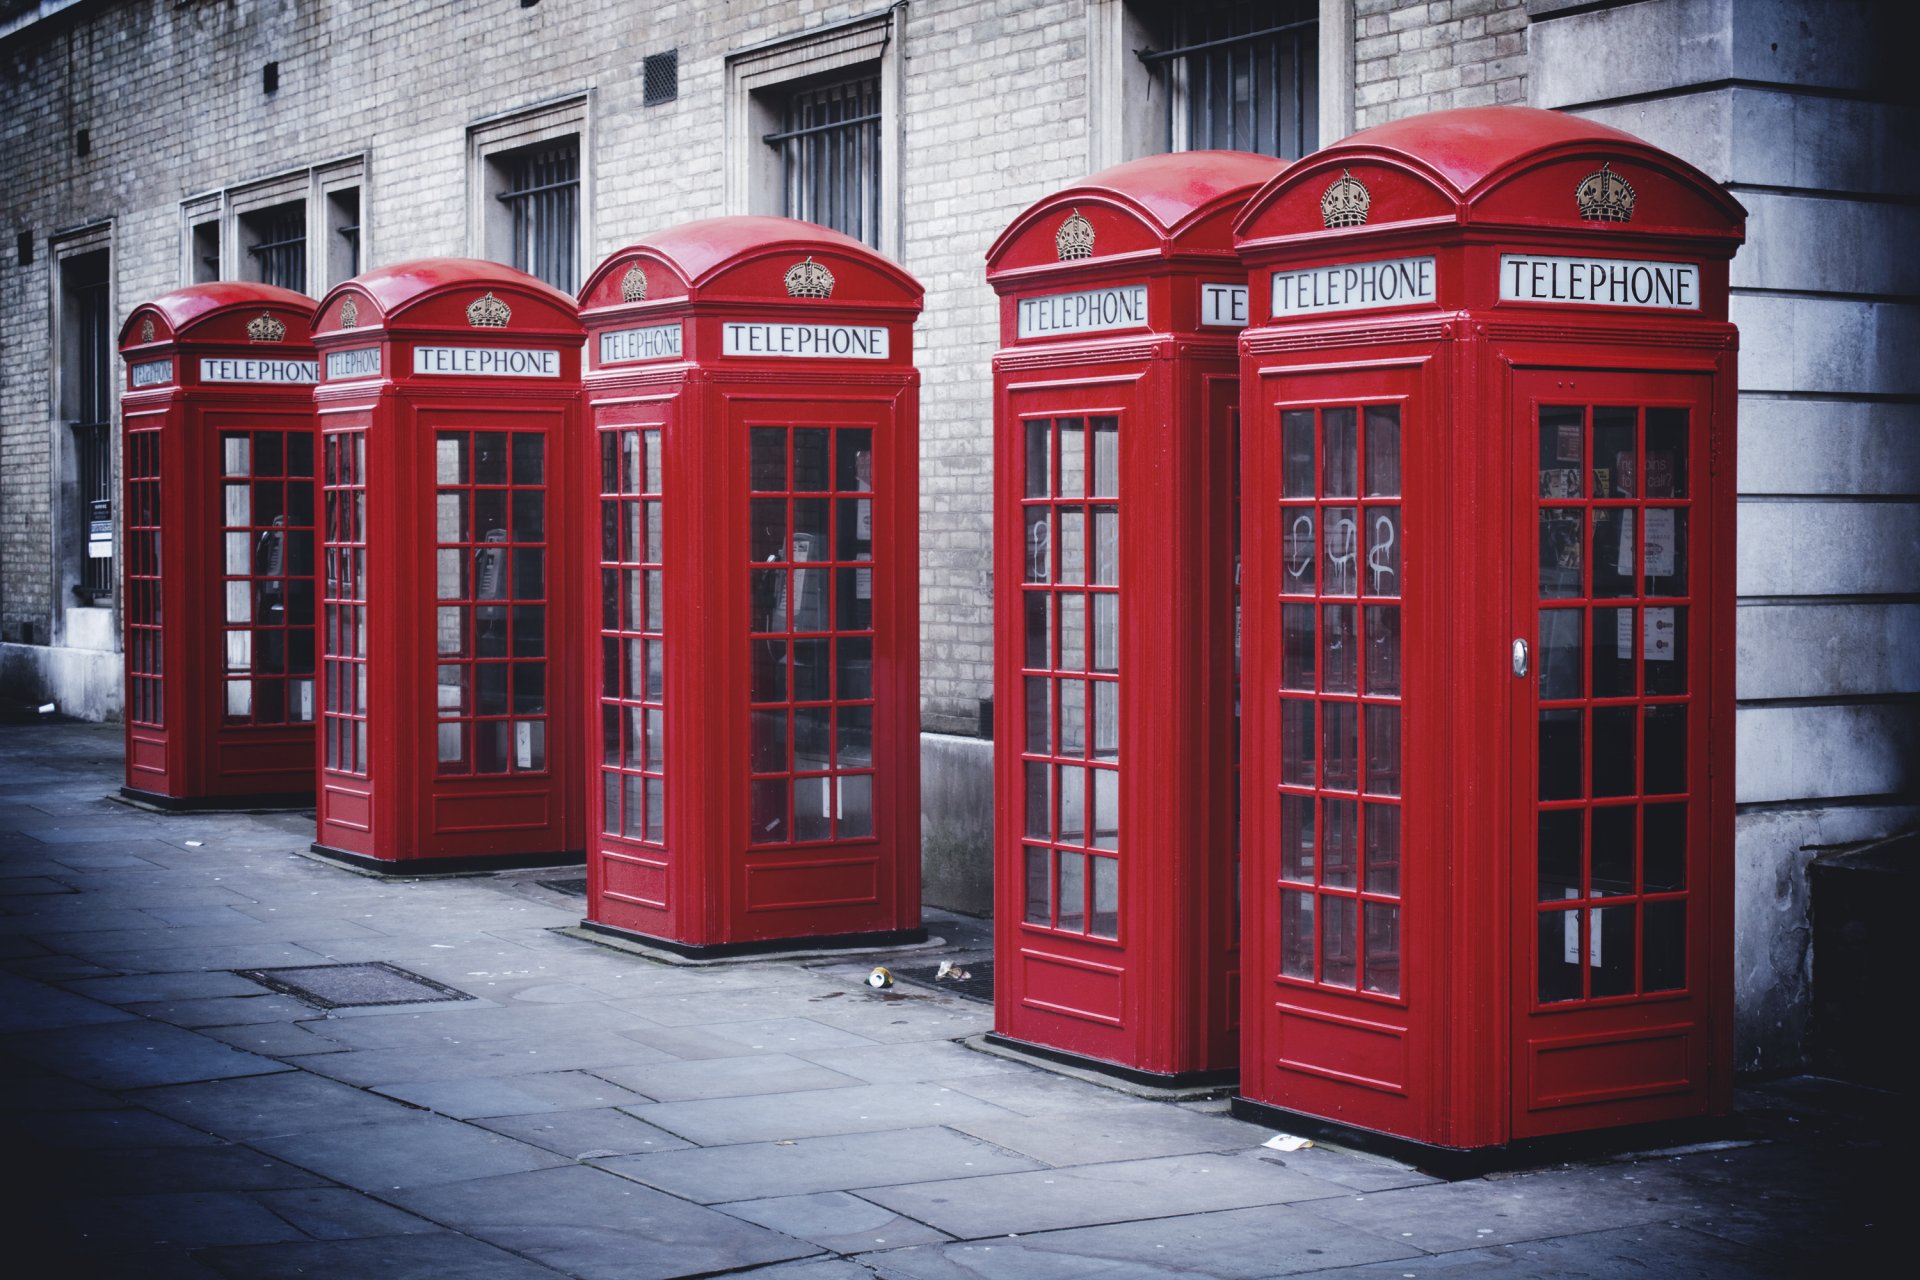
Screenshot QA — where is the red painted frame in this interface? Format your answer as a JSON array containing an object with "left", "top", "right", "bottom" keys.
[
  {"left": 1233, "top": 107, "right": 1743, "bottom": 1153},
  {"left": 117, "top": 284, "right": 320, "bottom": 808},
  {"left": 577, "top": 217, "right": 925, "bottom": 955},
  {"left": 307, "top": 259, "right": 586, "bottom": 870},
  {"left": 986, "top": 152, "right": 1285, "bottom": 1084}
]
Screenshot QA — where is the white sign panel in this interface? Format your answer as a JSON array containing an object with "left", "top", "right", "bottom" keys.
[
  {"left": 130, "top": 358, "right": 174, "bottom": 388},
  {"left": 412, "top": 346, "right": 560, "bottom": 377},
  {"left": 1200, "top": 283, "right": 1249, "bottom": 328},
  {"left": 199, "top": 356, "right": 319, "bottom": 384},
  {"left": 599, "top": 322, "right": 684, "bottom": 365},
  {"left": 721, "top": 322, "right": 889, "bottom": 360},
  {"left": 1016, "top": 284, "right": 1148, "bottom": 339},
  {"left": 1270, "top": 256, "right": 1436, "bottom": 318},
  {"left": 324, "top": 347, "right": 382, "bottom": 380},
  {"left": 1500, "top": 254, "right": 1700, "bottom": 310}
]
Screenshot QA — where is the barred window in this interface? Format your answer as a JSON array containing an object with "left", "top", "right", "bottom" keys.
[
  {"left": 241, "top": 201, "right": 306, "bottom": 293},
  {"left": 496, "top": 139, "right": 580, "bottom": 294},
  {"left": 1143, "top": 1, "right": 1318, "bottom": 159},
  {"left": 61, "top": 249, "right": 114, "bottom": 603},
  {"left": 765, "top": 72, "right": 882, "bottom": 247}
]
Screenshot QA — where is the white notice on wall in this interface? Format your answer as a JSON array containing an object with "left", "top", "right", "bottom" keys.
[
  {"left": 516, "top": 721, "right": 534, "bottom": 770},
  {"left": 1616, "top": 513, "right": 1635, "bottom": 578},
  {"left": 1643, "top": 509, "right": 1676, "bottom": 578},
  {"left": 1564, "top": 892, "right": 1601, "bottom": 966},
  {"left": 856, "top": 566, "right": 872, "bottom": 600},
  {"left": 1617, "top": 609, "right": 1633, "bottom": 660},
  {"left": 1644, "top": 607, "right": 1676, "bottom": 662}
]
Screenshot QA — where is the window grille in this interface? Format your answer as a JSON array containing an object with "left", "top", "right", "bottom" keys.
[
  {"left": 244, "top": 202, "right": 307, "bottom": 293},
  {"left": 497, "top": 140, "right": 580, "bottom": 294},
  {"left": 765, "top": 73, "right": 882, "bottom": 248},
  {"left": 643, "top": 50, "right": 679, "bottom": 106},
  {"left": 1141, "top": 1, "right": 1318, "bottom": 159}
]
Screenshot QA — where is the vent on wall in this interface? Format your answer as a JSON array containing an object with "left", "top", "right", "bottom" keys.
[{"left": 643, "top": 50, "right": 679, "bottom": 106}]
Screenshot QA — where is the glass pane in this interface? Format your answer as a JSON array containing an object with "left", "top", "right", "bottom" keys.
[
  {"left": 793, "top": 429, "right": 830, "bottom": 491},
  {"left": 1591, "top": 805, "right": 1635, "bottom": 897},
  {"left": 1281, "top": 410, "right": 1315, "bottom": 499},
  {"left": 1643, "top": 606, "right": 1686, "bottom": 695},
  {"left": 833, "top": 568, "right": 868, "bottom": 632},
  {"left": 1538, "top": 406, "right": 1584, "bottom": 499},
  {"left": 1322, "top": 702, "right": 1357, "bottom": 792},
  {"left": 1538, "top": 608, "right": 1584, "bottom": 701},
  {"left": 437, "top": 721, "right": 464, "bottom": 765},
  {"left": 1025, "top": 509, "right": 1050, "bottom": 583},
  {"left": 436, "top": 606, "right": 465, "bottom": 657},
  {"left": 1592, "top": 508, "right": 1634, "bottom": 598},
  {"left": 1024, "top": 593, "right": 1051, "bottom": 669},
  {"left": 1365, "top": 803, "right": 1399, "bottom": 896},
  {"left": 1364, "top": 605, "right": 1400, "bottom": 697},
  {"left": 1364, "top": 507, "right": 1399, "bottom": 598},
  {"left": 751, "top": 428, "right": 786, "bottom": 491},
  {"left": 603, "top": 768, "right": 620, "bottom": 834},
  {"left": 1539, "top": 708, "right": 1583, "bottom": 800},
  {"left": 1025, "top": 677, "right": 1051, "bottom": 755},
  {"left": 1592, "top": 705, "right": 1636, "bottom": 798},
  {"left": 1363, "top": 902, "right": 1400, "bottom": 996},
  {"left": 1322, "top": 605, "right": 1356, "bottom": 693},
  {"left": 1538, "top": 910, "right": 1584, "bottom": 1003},
  {"left": 512, "top": 432, "right": 544, "bottom": 486},
  {"left": 1025, "top": 420, "right": 1050, "bottom": 498},
  {"left": 625, "top": 774, "right": 652, "bottom": 842},
  {"left": 225, "top": 434, "right": 251, "bottom": 476},
  {"left": 476, "top": 663, "right": 508, "bottom": 716},
  {"left": 1059, "top": 594, "right": 1086, "bottom": 671},
  {"left": 1280, "top": 890, "right": 1315, "bottom": 979},
  {"left": 1645, "top": 407, "right": 1688, "bottom": 498},
  {"left": 1280, "top": 699, "right": 1315, "bottom": 787},
  {"left": 837, "top": 636, "right": 873, "bottom": 700},
  {"left": 1059, "top": 506, "right": 1084, "bottom": 584},
  {"left": 792, "top": 638, "right": 829, "bottom": 702},
  {"left": 751, "top": 708, "right": 788, "bottom": 772},
  {"left": 646, "top": 776, "right": 665, "bottom": 842},
  {"left": 1591, "top": 904, "right": 1635, "bottom": 997},
  {"left": 795, "top": 777, "right": 831, "bottom": 842},
  {"left": 1644, "top": 900, "right": 1686, "bottom": 992},
  {"left": 1059, "top": 764, "right": 1086, "bottom": 845},
  {"left": 475, "top": 433, "right": 507, "bottom": 485},
  {"left": 1025, "top": 761, "right": 1051, "bottom": 839},
  {"left": 1364, "top": 704, "right": 1400, "bottom": 796},
  {"left": 1092, "top": 506, "right": 1118, "bottom": 585},
  {"left": 1058, "top": 419, "right": 1085, "bottom": 498},
  {"left": 838, "top": 498, "right": 872, "bottom": 562},
  {"left": 1281, "top": 794, "right": 1315, "bottom": 882},
  {"left": 1091, "top": 768, "right": 1118, "bottom": 851},
  {"left": 1592, "top": 406, "right": 1636, "bottom": 498},
  {"left": 1644, "top": 803, "right": 1687, "bottom": 892},
  {"left": 793, "top": 498, "right": 829, "bottom": 558},
  {"left": 750, "top": 777, "right": 787, "bottom": 843},
  {"left": 1592, "top": 607, "right": 1636, "bottom": 698},
  {"left": 1322, "top": 408, "right": 1357, "bottom": 497},
  {"left": 751, "top": 498, "right": 787, "bottom": 562},
  {"left": 1644, "top": 705, "right": 1687, "bottom": 795},
  {"left": 1059, "top": 679, "right": 1086, "bottom": 757},
  {"left": 752, "top": 639, "right": 787, "bottom": 702},
  {"left": 1322, "top": 798, "right": 1357, "bottom": 887},
  {"left": 836, "top": 429, "right": 872, "bottom": 492},
  {"left": 1322, "top": 895, "right": 1357, "bottom": 987},
  {"left": 1539, "top": 510, "right": 1583, "bottom": 599},
  {"left": 1092, "top": 594, "right": 1118, "bottom": 672},
  {"left": 1643, "top": 508, "right": 1687, "bottom": 596},
  {"left": 1090, "top": 418, "right": 1118, "bottom": 497},
  {"left": 836, "top": 706, "right": 872, "bottom": 768},
  {"left": 1090, "top": 856, "right": 1119, "bottom": 937},
  {"left": 1092, "top": 680, "right": 1118, "bottom": 761},
  {"left": 794, "top": 705, "right": 830, "bottom": 770},
  {"left": 1281, "top": 604, "right": 1315, "bottom": 690},
  {"left": 1024, "top": 845, "right": 1051, "bottom": 924},
  {"left": 1058, "top": 850, "right": 1086, "bottom": 932},
  {"left": 1322, "top": 506, "right": 1358, "bottom": 597},
  {"left": 1364, "top": 405, "right": 1400, "bottom": 497},
  {"left": 1282, "top": 508, "right": 1315, "bottom": 595},
  {"left": 1537, "top": 809, "right": 1582, "bottom": 901}
]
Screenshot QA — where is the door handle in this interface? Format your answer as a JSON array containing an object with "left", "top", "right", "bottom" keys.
[{"left": 1512, "top": 638, "right": 1529, "bottom": 678}]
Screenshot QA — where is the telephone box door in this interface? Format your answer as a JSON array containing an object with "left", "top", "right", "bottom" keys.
[{"left": 1512, "top": 368, "right": 1719, "bottom": 1138}]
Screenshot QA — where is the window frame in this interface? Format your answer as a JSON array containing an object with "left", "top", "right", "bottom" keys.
[
  {"left": 468, "top": 94, "right": 591, "bottom": 296},
  {"left": 181, "top": 155, "right": 368, "bottom": 295}
]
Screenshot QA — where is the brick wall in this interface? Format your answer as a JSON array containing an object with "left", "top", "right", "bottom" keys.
[{"left": 1352, "top": 0, "right": 1529, "bottom": 127}]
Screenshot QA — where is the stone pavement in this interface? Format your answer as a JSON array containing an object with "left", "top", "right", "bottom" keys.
[{"left": 0, "top": 722, "right": 1900, "bottom": 1279}]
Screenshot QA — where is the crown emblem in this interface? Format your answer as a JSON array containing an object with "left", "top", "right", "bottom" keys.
[
  {"left": 139, "top": 317, "right": 155, "bottom": 343},
  {"left": 247, "top": 311, "right": 286, "bottom": 343},
  {"left": 1576, "top": 162, "right": 1636, "bottom": 223},
  {"left": 466, "top": 291, "right": 512, "bottom": 327},
  {"left": 620, "top": 264, "right": 649, "bottom": 303},
  {"left": 784, "top": 256, "right": 835, "bottom": 299},
  {"left": 339, "top": 297, "right": 359, "bottom": 328},
  {"left": 1321, "top": 170, "right": 1371, "bottom": 228},
  {"left": 1055, "top": 208, "right": 1094, "bottom": 260}
]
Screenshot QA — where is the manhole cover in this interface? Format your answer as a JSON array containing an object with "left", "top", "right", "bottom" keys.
[
  {"left": 542, "top": 877, "right": 588, "bottom": 897},
  {"left": 896, "top": 960, "right": 994, "bottom": 1003},
  {"left": 236, "top": 962, "right": 474, "bottom": 1009}
]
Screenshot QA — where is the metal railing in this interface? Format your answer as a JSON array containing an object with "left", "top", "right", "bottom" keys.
[{"left": 1140, "top": 3, "right": 1318, "bottom": 159}]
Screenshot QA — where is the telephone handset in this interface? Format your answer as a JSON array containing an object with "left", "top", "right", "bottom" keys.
[
  {"left": 255, "top": 516, "right": 287, "bottom": 618},
  {"left": 476, "top": 529, "right": 509, "bottom": 627}
]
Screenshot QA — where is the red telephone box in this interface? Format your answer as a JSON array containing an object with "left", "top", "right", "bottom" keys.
[
  {"left": 307, "top": 260, "right": 586, "bottom": 871},
  {"left": 117, "top": 284, "right": 320, "bottom": 808},
  {"left": 1232, "top": 107, "right": 1743, "bottom": 1159},
  {"left": 984, "top": 152, "right": 1284, "bottom": 1084},
  {"left": 576, "top": 217, "right": 925, "bottom": 955}
]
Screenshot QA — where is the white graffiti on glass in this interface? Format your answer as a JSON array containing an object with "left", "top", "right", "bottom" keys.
[
  {"left": 1028, "top": 516, "right": 1051, "bottom": 581},
  {"left": 1325, "top": 514, "right": 1358, "bottom": 595},
  {"left": 1367, "top": 513, "right": 1397, "bottom": 595},
  {"left": 1286, "top": 513, "right": 1315, "bottom": 583}
]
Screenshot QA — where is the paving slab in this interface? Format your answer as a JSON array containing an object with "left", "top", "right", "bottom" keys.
[
  {"left": 626, "top": 1081, "right": 1026, "bottom": 1145},
  {"left": 38, "top": 1142, "right": 332, "bottom": 1196},
  {"left": 62, "top": 969, "right": 279, "bottom": 1004},
  {"left": 947, "top": 1100, "right": 1273, "bottom": 1168},
  {"left": 938, "top": 1066, "right": 1173, "bottom": 1117},
  {"left": 3, "top": 1104, "right": 223, "bottom": 1149},
  {"left": 1288, "top": 1221, "right": 1806, "bottom": 1278},
  {"left": 474, "top": 1106, "right": 696, "bottom": 1158},
  {"left": 593, "top": 1050, "right": 866, "bottom": 1101},
  {"left": 200, "top": 1019, "right": 347, "bottom": 1057},
  {"left": 600, "top": 1125, "right": 1043, "bottom": 1203},
  {"left": 127, "top": 992, "right": 326, "bottom": 1028},
  {"left": 372, "top": 1069, "right": 652, "bottom": 1118},
  {"left": 795, "top": 1038, "right": 1029, "bottom": 1085},
  {"left": 718, "top": 1190, "right": 952, "bottom": 1253},
  {"left": 136, "top": 1068, "right": 427, "bottom": 1140},
  {"left": 0, "top": 969, "right": 136, "bottom": 1032},
  {"left": 197, "top": 1229, "right": 570, "bottom": 1279},
  {"left": 297, "top": 1028, "right": 675, "bottom": 1087},
  {"left": 386, "top": 1163, "right": 820, "bottom": 1279},
  {"left": 4, "top": 1018, "right": 288, "bottom": 1089},
  {"left": 34, "top": 1190, "right": 311, "bottom": 1252},
  {"left": 247, "top": 1113, "right": 570, "bottom": 1190},
  {"left": 860, "top": 1151, "right": 1342, "bottom": 1239},
  {"left": 249, "top": 1186, "right": 445, "bottom": 1240}
]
